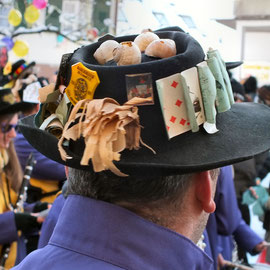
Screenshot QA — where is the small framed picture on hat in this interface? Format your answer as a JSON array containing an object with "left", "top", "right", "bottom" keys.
[{"left": 125, "top": 73, "right": 154, "bottom": 105}]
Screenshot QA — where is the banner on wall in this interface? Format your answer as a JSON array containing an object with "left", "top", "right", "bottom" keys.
[{"left": 241, "top": 61, "right": 270, "bottom": 87}]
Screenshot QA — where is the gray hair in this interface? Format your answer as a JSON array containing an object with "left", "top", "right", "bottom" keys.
[
  {"left": 67, "top": 168, "right": 220, "bottom": 227},
  {"left": 67, "top": 168, "right": 194, "bottom": 206}
]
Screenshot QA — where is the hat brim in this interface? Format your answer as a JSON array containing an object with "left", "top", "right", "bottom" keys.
[
  {"left": 226, "top": 61, "right": 243, "bottom": 70},
  {"left": 18, "top": 102, "right": 270, "bottom": 177},
  {"left": 0, "top": 102, "right": 31, "bottom": 115}
]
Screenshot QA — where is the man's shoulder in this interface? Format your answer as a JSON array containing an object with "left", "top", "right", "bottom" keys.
[{"left": 12, "top": 244, "right": 125, "bottom": 270}]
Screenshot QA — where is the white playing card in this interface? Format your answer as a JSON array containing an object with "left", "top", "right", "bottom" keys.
[
  {"left": 157, "top": 73, "right": 190, "bottom": 139},
  {"left": 156, "top": 64, "right": 206, "bottom": 139}
]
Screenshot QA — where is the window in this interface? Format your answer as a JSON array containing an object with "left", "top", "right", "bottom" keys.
[
  {"left": 152, "top": 12, "right": 169, "bottom": 27},
  {"left": 118, "top": 7, "right": 128, "bottom": 22},
  {"left": 0, "top": 6, "right": 10, "bottom": 29},
  {"left": 179, "top": 15, "right": 197, "bottom": 29},
  {"left": 61, "top": 0, "right": 80, "bottom": 32}
]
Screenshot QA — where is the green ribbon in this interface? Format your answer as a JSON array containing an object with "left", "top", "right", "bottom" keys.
[
  {"left": 180, "top": 74, "right": 199, "bottom": 132},
  {"left": 207, "top": 49, "right": 234, "bottom": 105},
  {"left": 197, "top": 65, "right": 217, "bottom": 124},
  {"left": 207, "top": 57, "right": 231, "bottom": 113}
]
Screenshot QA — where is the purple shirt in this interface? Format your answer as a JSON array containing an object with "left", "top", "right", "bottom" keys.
[
  {"left": 13, "top": 195, "right": 213, "bottom": 270},
  {"left": 38, "top": 194, "right": 65, "bottom": 249}
]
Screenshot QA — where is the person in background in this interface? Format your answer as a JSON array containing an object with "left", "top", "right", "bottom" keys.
[
  {"left": 243, "top": 75, "right": 258, "bottom": 102},
  {"left": 0, "top": 88, "right": 41, "bottom": 269},
  {"left": 0, "top": 59, "right": 35, "bottom": 89},
  {"left": 206, "top": 166, "right": 265, "bottom": 269},
  {"left": 250, "top": 84, "right": 270, "bottom": 265},
  {"left": 227, "top": 72, "right": 268, "bottom": 265},
  {"left": 257, "top": 84, "right": 270, "bottom": 106},
  {"left": 11, "top": 71, "right": 66, "bottom": 253},
  {"left": 12, "top": 72, "right": 66, "bottom": 205}
]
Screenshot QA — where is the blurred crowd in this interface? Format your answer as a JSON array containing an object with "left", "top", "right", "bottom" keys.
[{"left": 0, "top": 56, "right": 66, "bottom": 269}]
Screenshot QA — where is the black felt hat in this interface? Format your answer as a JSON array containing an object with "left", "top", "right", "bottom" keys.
[
  {"left": 0, "top": 88, "right": 30, "bottom": 115},
  {"left": 0, "top": 59, "right": 35, "bottom": 86},
  {"left": 226, "top": 61, "right": 243, "bottom": 70},
  {"left": 18, "top": 29, "right": 270, "bottom": 177}
]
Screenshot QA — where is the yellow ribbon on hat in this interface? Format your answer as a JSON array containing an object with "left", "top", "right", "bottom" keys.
[{"left": 3, "top": 61, "right": 12, "bottom": 75}]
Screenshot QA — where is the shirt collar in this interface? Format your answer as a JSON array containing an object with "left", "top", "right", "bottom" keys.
[{"left": 50, "top": 195, "right": 212, "bottom": 270}]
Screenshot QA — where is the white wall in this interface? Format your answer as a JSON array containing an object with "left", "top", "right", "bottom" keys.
[
  {"left": 8, "top": 32, "right": 80, "bottom": 66},
  {"left": 244, "top": 32, "right": 270, "bottom": 61},
  {"left": 236, "top": 20, "right": 270, "bottom": 84}
]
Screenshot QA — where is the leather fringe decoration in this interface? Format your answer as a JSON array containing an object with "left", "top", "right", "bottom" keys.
[{"left": 58, "top": 97, "right": 155, "bottom": 177}]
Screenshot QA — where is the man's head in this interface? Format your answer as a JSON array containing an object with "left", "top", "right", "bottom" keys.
[
  {"left": 258, "top": 85, "right": 270, "bottom": 106},
  {"left": 11, "top": 74, "right": 48, "bottom": 116},
  {"left": 67, "top": 167, "right": 219, "bottom": 243},
  {"left": 243, "top": 75, "right": 258, "bottom": 94}
]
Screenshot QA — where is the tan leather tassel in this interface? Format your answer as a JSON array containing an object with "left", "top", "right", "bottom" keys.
[{"left": 58, "top": 97, "right": 155, "bottom": 177}]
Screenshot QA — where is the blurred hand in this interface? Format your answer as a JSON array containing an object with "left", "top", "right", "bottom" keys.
[
  {"left": 253, "top": 241, "right": 267, "bottom": 253},
  {"left": 14, "top": 212, "right": 40, "bottom": 234},
  {"left": 33, "top": 202, "right": 49, "bottom": 213},
  {"left": 249, "top": 187, "right": 258, "bottom": 199},
  {"left": 218, "top": 253, "right": 226, "bottom": 267}
]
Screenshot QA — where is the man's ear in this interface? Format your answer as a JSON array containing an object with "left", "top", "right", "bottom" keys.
[
  {"left": 64, "top": 166, "right": 69, "bottom": 178},
  {"left": 34, "top": 103, "right": 40, "bottom": 113},
  {"left": 194, "top": 171, "right": 216, "bottom": 213}
]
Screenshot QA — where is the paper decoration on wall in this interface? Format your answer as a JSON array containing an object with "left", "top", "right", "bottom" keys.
[
  {"left": 8, "top": 8, "right": 22, "bottom": 26},
  {"left": 12, "top": 40, "right": 29, "bottom": 57},
  {"left": 33, "top": 0, "right": 48, "bottom": 9},
  {"left": 1, "top": 37, "right": 14, "bottom": 51},
  {"left": 24, "top": 5, "right": 40, "bottom": 24}
]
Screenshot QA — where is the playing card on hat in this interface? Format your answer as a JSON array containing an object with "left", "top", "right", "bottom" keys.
[{"left": 156, "top": 65, "right": 205, "bottom": 139}]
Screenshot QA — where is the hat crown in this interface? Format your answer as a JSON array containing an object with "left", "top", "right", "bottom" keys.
[
  {"left": 67, "top": 31, "right": 205, "bottom": 104},
  {"left": 61, "top": 31, "right": 206, "bottom": 151}
]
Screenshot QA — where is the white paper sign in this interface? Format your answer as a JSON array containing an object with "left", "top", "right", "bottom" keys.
[{"left": 23, "top": 81, "right": 42, "bottom": 104}]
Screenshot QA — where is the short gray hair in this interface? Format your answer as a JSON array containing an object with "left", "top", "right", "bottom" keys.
[{"left": 67, "top": 168, "right": 194, "bottom": 206}]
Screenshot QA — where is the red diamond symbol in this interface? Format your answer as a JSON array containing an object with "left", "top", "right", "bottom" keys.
[
  {"left": 171, "top": 81, "right": 178, "bottom": 88},
  {"left": 175, "top": 99, "right": 182, "bottom": 107},
  {"left": 179, "top": 118, "right": 186, "bottom": 125},
  {"left": 140, "top": 78, "right": 146, "bottom": 84},
  {"left": 187, "top": 122, "right": 190, "bottom": 126},
  {"left": 170, "top": 116, "right": 176, "bottom": 123},
  {"left": 167, "top": 126, "right": 170, "bottom": 131}
]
